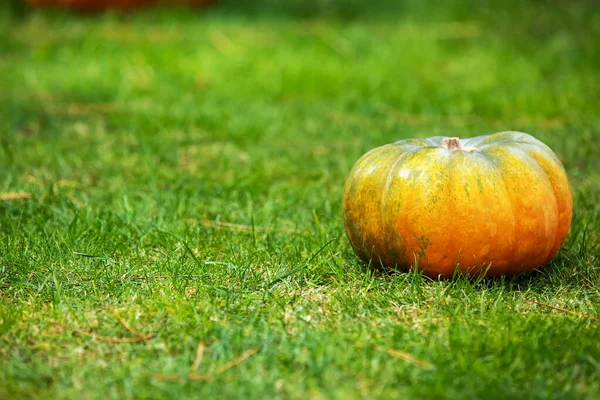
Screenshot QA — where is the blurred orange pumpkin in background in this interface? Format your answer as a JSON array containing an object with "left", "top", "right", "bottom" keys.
[{"left": 26, "top": 0, "right": 216, "bottom": 12}]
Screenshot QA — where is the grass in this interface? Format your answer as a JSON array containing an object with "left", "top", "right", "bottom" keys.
[{"left": 1, "top": 0, "right": 599, "bottom": 398}]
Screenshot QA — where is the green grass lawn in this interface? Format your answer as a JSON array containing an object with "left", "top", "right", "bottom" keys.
[{"left": 1, "top": 1, "right": 599, "bottom": 398}]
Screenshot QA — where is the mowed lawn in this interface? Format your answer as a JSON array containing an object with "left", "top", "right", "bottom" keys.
[{"left": 1, "top": 1, "right": 599, "bottom": 398}]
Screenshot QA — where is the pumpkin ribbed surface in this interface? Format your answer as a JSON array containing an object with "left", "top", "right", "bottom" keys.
[{"left": 342, "top": 131, "right": 573, "bottom": 278}]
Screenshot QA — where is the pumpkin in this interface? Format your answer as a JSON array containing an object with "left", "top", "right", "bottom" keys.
[{"left": 342, "top": 131, "right": 573, "bottom": 278}]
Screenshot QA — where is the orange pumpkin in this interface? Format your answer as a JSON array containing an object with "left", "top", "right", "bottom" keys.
[{"left": 342, "top": 131, "right": 573, "bottom": 278}]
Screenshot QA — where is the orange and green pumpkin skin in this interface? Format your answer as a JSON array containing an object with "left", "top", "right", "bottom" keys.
[{"left": 342, "top": 131, "right": 573, "bottom": 278}]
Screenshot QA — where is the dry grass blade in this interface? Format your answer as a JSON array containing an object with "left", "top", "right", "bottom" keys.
[
  {"left": 210, "top": 31, "right": 237, "bottom": 54},
  {"left": 528, "top": 300, "right": 599, "bottom": 322},
  {"left": 372, "top": 346, "right": 435, "bottom": 369},
  {"left": 60, "top": 324, "right": 156, "bottom": 343},
  {"left": 108, "top": 305, "right": 144, "bottom": 337},
  {"left": 215, "top": 347, "right": 259, "bottom": 374},
  {"left": 191, "top": 342, "right": 206, "bottom": 371},
  {"left": 185, "top": 373, "right": 211, "bottom": 381},
  {"left": 59, "top": 306, "right": 157, "bottom": 344},
  {"left": 152, "top": 346, "right": 260, "bottom": 382},
  {"left": 188, "top": 347, "right": 259, "bottom": 380},
  {"left": 151, "top": 374, "right": 182, "bottom": 382},
  {"left": 0, "top": 192, "right": 32, "bottom": 201}
]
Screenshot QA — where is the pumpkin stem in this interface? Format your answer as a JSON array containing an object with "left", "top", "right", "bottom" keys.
[{"left": 441, "top": 137, "right": 462, "bottom": 151}]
